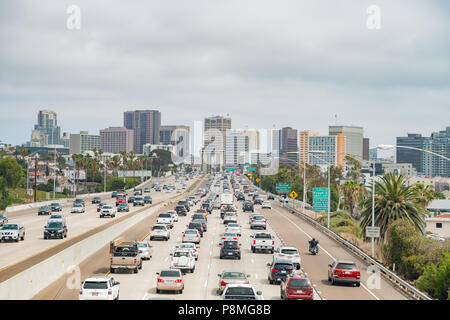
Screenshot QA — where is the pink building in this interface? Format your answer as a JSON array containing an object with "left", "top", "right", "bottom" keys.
[{"left": 100, "top": 127, "right": 134, "bottom": 153}]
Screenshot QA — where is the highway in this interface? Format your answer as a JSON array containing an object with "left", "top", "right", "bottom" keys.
[
  {"left": 0, "top": 175, "right": 200, "bottom": 283},
  {"left": 32, "top": 174, "right": 409, "bottom": 300}
]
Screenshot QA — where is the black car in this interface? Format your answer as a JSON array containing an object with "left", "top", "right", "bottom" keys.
[
  {"left": 44, "top": 221, "right": 68, "bottom": 239},
  {"left": 192, "top": 219, "right": 207, "bottom": 232},
  {"left": 236, "top": 193, "right": 245, "bottom": 201},
  {"left": 128, "top": 196, "right": 136, "bottom": 204},
  {"left": 267, "top": 194, "right": 275, "bottom": 200},
  {"left": 50, "top": 203, "right": 62, "bottom": 212},
  {"left": 242, "top": 201, "right": 254, "bottom": 212},
  {"left": 187, "top": 222, "right": 204, "bottom": 237},
  {"left": 178, "top": 200, "right": 190, "bottom": 212},
  {"left": 220, "top": 240, "right": 241, "bottom": 260},
  {"left": 175, "top": 205, "right": 187, "bottom": 216},
  {"left": 38, "top": 206, "right": 51, "bottom": 215},
  {"left": 201, "top": 202, "right": 212, "bottom": 214},
  {"left": 91, "top": 197, "right": 101, "bottom": 204},
  {"left": 112, "top": 191, "right": 117, "bottom": 198},
  {"left": 144, "top": 196, "right": 152, "bottom": 204},
  {"left": 267, "top": 259, "right": 295, "bottom": 284}
]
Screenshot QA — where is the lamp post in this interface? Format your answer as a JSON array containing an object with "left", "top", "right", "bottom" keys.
[{"left": 53, "top": 146, "right": 57, "bottom": 199}]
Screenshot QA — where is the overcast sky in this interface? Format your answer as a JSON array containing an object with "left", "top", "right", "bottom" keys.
[{"left": 0, "top": 0, "right": 449, "bottom": 149}]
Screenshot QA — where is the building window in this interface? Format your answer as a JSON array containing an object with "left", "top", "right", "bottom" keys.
[{"left": 436, "top": 223, "right": 442, "bottom": 229}]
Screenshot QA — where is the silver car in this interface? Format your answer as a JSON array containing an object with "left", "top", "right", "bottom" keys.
[
  {"left": 71, "top": 204, "right": 85, "bottom": 213},
  {"left": 156, "top": 269, "right": 184, "bottom": 294},
  {"left": 137, "top": 241, "right": 153, "bottom": 260},
  {"left": 182, "top": 229, "right": 200, "bottom": 244},
  {"left": 250, "top": 215, "right": 267, "bottom": 230},
  {"left": 225, "top": 223, "right": 241, "bottom": 236},
  {"left": 176, "top": 243, "right": 200, "bottom": 260},
  {"left": 217, "top": 271, "right": 251, "bottom": 294}
]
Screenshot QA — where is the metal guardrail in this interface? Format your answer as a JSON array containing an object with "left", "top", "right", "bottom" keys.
[{"left": 246, "top": 178, "right": 432, "bottom": 300}]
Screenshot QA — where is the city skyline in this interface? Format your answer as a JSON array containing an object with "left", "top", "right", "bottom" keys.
[{"left": 0, "top": 1, "right": 449, "bottom": 147}]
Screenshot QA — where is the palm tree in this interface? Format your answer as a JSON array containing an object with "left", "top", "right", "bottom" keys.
[
  {"left": 128, "top": 151, "right": 136, "bottom": 178},
  {"left": 120, "top": 151, "right": 128, "bottom": 170},
  {"left": 412, "top": 183, "right": 435, "bottom": 208},
  {"left": 360, "top": 173, "right": 427, "bottom": 241},
  {"left": 341, "top": 180, "right": 366, "bottom": 218},
  {"left": 109, "top": 155, "right": 121, "bottom": 177}
]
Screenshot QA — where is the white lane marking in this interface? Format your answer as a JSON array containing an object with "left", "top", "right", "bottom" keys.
[
  {"left": 255, "top": 274, "right": 258, "bottom": 279},
  {"left": 251, "top": 258, "right": 254, "bottom": 264},
  {"left": 274, "top": 206, "right": 381, "bottom": 300},
  {"left": 204, "top": 280, "right": 208, "bottom": 288}
]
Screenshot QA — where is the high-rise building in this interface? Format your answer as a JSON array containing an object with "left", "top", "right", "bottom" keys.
[
  {"left": 423, "top": 127, "right": 450, "bottom": 177},
  {"left": 396, "top": 133, "right": 427, "bottom": 174},
  {"left": 203, "top": 116, "right": 231, "bottom": 148},
  {"left": 363, "top": 138, "right": 370, "bottom": 160},
  {"left": 299, "top": 131, "right": 319, "bottom": 164},
  {"left": 61, "top": 132, "right": 71, "bottom": 149},
  {"left": 280, "top": 127, "right": 298, "bottom": 165},
  {"left": 100, "top": 127, "right": 134, "bottom": 154},
  {"left": 160, "top": 125, "right": 190, "bottom": 145},
  {"left": 203, "top": 116, "right": 231, "bottom": 169},
  {"left": 369, "top": 148, "right": 378, "bottom": 161},
  {"left": 124, "top": 110, "right": 161, "bottom": 154},
  {"left": 329, "top": 125, "right": 363, "bottom": 159},
  {"left": 70, "top": 131, "right": 101, "bottom": 154},
  {"left": 308, "top": 133, "right": 346, "bottom": 168},
  {"left": 224, "top": 129, "right": 260, "bottom": 167},
  {"left": 31, "top": 110, "right": 61, "bottom": 146}
]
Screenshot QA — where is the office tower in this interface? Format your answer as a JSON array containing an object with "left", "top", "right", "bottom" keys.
[
  {"left": 224, "top": 129, "right": 260, "bottom": 167},
  {"left": 308, "top": 133, "right": 346, "bottom": 168},
  {"left": 299, "top": 131, "right": 319, "bottom": 164},
  {"left": 203, "top": 116, "right": 231, "bottom": 169},
  {"left": 329, "top": 125, "right": 363, "bottom": 159},
  {"left": 396, "top": 133, "right": 427, "bottom": 174},
  {"left": 363, "top": 138, "right": 370, "bottom": 160},
  {"left": 160, "top": 125, "right": 190, "bottom": 145},
  {"left": 32, "top": 110, "right": 61, "bottom": 146},
  {"left": 423, "top": 127, "right": 450, "bottom": 177},
  {"left": 369, "top": 148, "right": 378, "bottom": 161},
  {"left": 61, "top": 133, "right": 71, "bottom": 149},
  {"left": 124, "top": 110, "right": 161, "bottom": 154},
  {"left": 280, "top": 127, "right": 298, "bottom": 165},
  {"left": 203, "top": 115, "right": 231, "bottom": 148},
  {"left": 100, "top": 127, "right": 134, "bottom": 154},
  {"left": 70, "top": 131, "right": 101, "bottom": 154}
]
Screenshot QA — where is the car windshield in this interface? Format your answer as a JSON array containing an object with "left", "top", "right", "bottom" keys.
[
  {"left": 160, "top": 270, "right": 181, "bottom": 277},
  {"left": 189, "top": 223, "right": 201, "bottom": 228},
  {"left": 223, "top": 272, "right": 245, "bottom": 279},
  {"left": 83, "top": 281, "right": 108, "bottom": 290},
  {"left": 40, "top": 206, "right": 49, "bottom": 210},
  {"left": 174, "top": 251, "right": 189, "bottom": 257},
  {"left": 223, "top": 233, "right": 237, "bottom": 237},
  {"left": 179, "top": 244, "right": 194, "bottom": 248},
  {"left": 114, "top": 246, "right": 136, "bottom": 256},
  {"left": 255, "top": 233, "right": 272, "bottom": 239},
  {"left": 51, "top": 203, "right": 59, "bottom": 206},
  {"left": 73, "top": 204, "right": 82, "bottom": 208},
  {"left": 0, "top": 214, "right": 5, "bottom": 218},
  {"left": 159, "top": 214, "right": 171, "bottom": 218},
  {"left": 225, "top": 287, "right": 254, "bottom": 296},
  {"left": 185, "top": 230, "right": 197, "bottom": 234},
  {"left": 223, "top": 241, "right": 238, "bottom": 249},
  {"left": 153, "top": 225, "right": 165, "bottom": 230},
  {"left": 288, "top": 278, "right": 311, "bottom": 288},
  {"left": 228, "top": 224, "right": 239, "bottom": 228},
  {"left": 281, "top": 249, "right": 298, "bottom": 255},
  {"left": 274, "top": 263, "right": 294, "bottom": 270},
  {"left": 2, "top": 224, "right": 18, "bottom": 230},
  {"left": 254, "top": 216, "right": 264, "bottom": 220},
  {"left": 47, "top": 222, "right": 63, "bottom": 228},
  {"left": 336, "top": 263, "right": 358, "bottom": 270}
]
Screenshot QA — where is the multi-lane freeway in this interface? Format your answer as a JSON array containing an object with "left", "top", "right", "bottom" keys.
[{"left": 25, "top": 173, "right": 410, "bottom": 300}]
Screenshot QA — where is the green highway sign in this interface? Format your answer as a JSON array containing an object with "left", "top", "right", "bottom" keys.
[
  {"left": 246, "top": 167, "right": 256, "bottom": 171},
  {"left": 313, "top": 188, "right": 329, "bottom": 211},
  {"left": 276, "top": 184, "right": 291, "bottom": 192},
  {"left": 227, "top": 168, "right": 236, "bottom": 172},
  {"left": 243, "top": 162, "right": 250, "bottom": 166}
]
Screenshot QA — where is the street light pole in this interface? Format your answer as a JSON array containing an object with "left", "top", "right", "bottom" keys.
[
  {"left": 327, "top": 164, "right": 331, "bottom": 229},
  {"left": 371, "top": 158, "right": 375, "bottom": 257},
  {"left": 53, "top": 146, "right": 56, "bottom": 199}
]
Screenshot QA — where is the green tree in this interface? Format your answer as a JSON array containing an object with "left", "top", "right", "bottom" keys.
[
  {"left": 341, "top": 180, "right": 366, "bottom": 218},
  {"left": 412, "top": 183, "right": 435, "bottom": 208},
  {"left": 360, "top": 173, "right": 427, "bottom": 241},
  {"left": 416, "top": 252, "right": 450, "bottom": 300},
  {"left": 0, "top": 157, "right": 23, "bottom": 209}
]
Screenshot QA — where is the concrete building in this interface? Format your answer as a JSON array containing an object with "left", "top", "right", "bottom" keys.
[
  {"left": 100, "top": 127, "right": 134, "bottom": 154},
  {"left": 425, "top": 213, "right": 450, "bottom": 239},
  {"left": 280, "top": 127, "right": 298, "bottom": 165},
  {"left": 203, "top": 116, "right": 231, "bottom": 170},
  {"left": 405, "top": 176, "right": 450, "bottom": 192},
  {"left": 224, "top": 129, "right": 259, "bottom": 167},
  {"left": 32, "top": 110, "right": 61, "bottom": 146},
  {"left": 363, "top": 138, "right": 370, "bottom": 160},
  {"left": 382, "top": 163, "right": 417, "bottom": 178},
  {"left": 299, "top": 131, "right": 319, "bottom": 165},
  {"left": 69, "top": 131, "right": 100, "bottom": 155},
  {"left": 160, "top": 125, "right": 190, "bottom": 162},
  {"left": 329, "top": 125, "right": 363, "bottom": 159},
  {"left": 124, "top": 110, "right": 161, "bottom": 154},
  {"left": 309, "top": 133, "right": 346, "bottom": 168}
]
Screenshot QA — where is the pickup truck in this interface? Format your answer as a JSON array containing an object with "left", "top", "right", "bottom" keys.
[
  {"left": 156, "top": 213, "right": 174, "bottom": 229},
  {"left": 0, "top": 223, "right": 25, "bottom": 242},
  {"left": 250, "top": 232, "right": 275, "bottom": 253},
  {"left": 110, "top": 241, "right": 143, "bottom": 274}
]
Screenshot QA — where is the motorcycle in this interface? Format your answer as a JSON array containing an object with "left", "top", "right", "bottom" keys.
[{"left": 309, "top": 244, "right": 319, "bottom": 255}]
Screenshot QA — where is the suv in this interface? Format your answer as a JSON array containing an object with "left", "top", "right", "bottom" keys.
[
  {"left": 91, "top": 197, "right": 101, "bottom": 204},
  {"left": 100, "top": 205, "right": 116, "bottom": 218},
  {"left": 328, "top": 261, "right": 361, "bottom": 287},
  {"left": 220, "top": 239, "right": 241, "bottom": 260},
  {"left": 175, "top": 205, "right": 187, "bottom": 216},
  {"left": 242, "top": 201, "right": 254, "bottom": 212},
  {"left": 144, "top": 196, "right": 152, "bottom": 204},
  {"left": 221, "top": 284, "right": 261, "bottom": 300},
  {"left": 38, "top": 206, "right": 51, "bottom": 215},
  {"left": 187, "top": 222, "right": 204, "bottom": 237},
  {"left": 267, "top": 258, "right": 295, "bottom": 284},
  {"left": 273, "top": 246, "right": 301, "bottom": 269},
  {"left": 280, "top": 275, "right": 313, "bottom": 300},
  {"left": 79, "top": 276, "right": 120, "bottom": 300},
  {"left": 71, "top": 204, "right": 85, "bottom": 213},
  {"left": 170, "top": 249, "right": 195, "bottom": 273},
  {"left": 44, "top": 221, "right": 68, "bottom": 239},
  {"left": 115, "top": 196, "right": 126, "bottom": 207},
  {"left": 150, "top": 224, "right": 170, "bottom": 241},
  {"left": 156, "top": 213, "right": 174, "bottom": 229},
  {"left": 0, "top": 223, "right": 25, "bottom": 242},
  {"left": 250, "top": 215, "right": 267, "bottom": 230},
  {"left": 117, "top": 203, "right": 130, "bottom": 212},
  {"left": 251, "top": 232, "right": 274, "bottom": 253},
  {"left": 133, "top": 197, "right": 145, "bottom": 206}
]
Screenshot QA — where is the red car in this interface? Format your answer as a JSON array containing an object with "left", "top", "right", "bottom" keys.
[
  {"left": 328, "top": 260, "right": 360, "bottom": 287},
  {"left": 280, "top": 275, "right": 313, "bottom": 300},
  {"left": 97, "top": 203, "right": 105, "bottom": 212},
  {"left": 115, "top": 197, "right": 126, "bottom": 206}
]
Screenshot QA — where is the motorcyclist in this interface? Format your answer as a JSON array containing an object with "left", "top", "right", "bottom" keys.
[{"left": 309, "top": 238, "right": 319, "bottom": 253}]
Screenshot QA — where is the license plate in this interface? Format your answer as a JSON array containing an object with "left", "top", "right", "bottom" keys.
[
  {"left": 281, "top": 271, "right": 286, "bottom": 274},
  {"left": 228, "top": 252, "right": 233, "bottom": 255},
  {"left": 345, "top": 271, "right": 351, "bottom": 274},
  {"left": 166, "top": 280, "right": 173, "bottom": 283},
  {"left": 92, "top": 292, "right": 98, "bottom": 296},
  {"left": 296, "top": 290, "right": 303, "bottom": 293}
]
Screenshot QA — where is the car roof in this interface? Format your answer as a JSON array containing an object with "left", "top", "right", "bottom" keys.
[
  {"left": 224, "top": 283, "right": 253, "bottom": 288},
  {"left": 279, "top": 246, "right": 298, "bottom": 250},
  {"left": 84, "top": 276, "right": 112, "bottom": 282},
  {"left": 336, "top": 260, "right": 356, "bottom": 264},
  {"left": 273, "top": 258, "right": 294, "bottom": 264}
]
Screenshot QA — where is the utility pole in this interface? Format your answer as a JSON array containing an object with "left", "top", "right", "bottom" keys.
[
  {"left": 371, "top": 159, "right": 376, "bottom": 257},
  {"left": 53, "top": 147, "right": 56, "bottom": 199}
]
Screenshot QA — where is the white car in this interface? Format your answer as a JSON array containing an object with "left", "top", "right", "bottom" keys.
[
  {"left": 170, "top": 249, "right": 196, "bottom": 273},
  {"left": 100, "top": 205, "right": 116, "bottom": 218},
  {"left": 156, "top": 213, "right": 174, "bottom": 229},
  {"left": 261, "top": 201, "right": 272, "bottom": 209},
  {"left": 48, "top": 214, "right": 66, "bottom": 224},
  {"left": 219, "top": 232, "right": 240, "bottom": 246},
  {"left": 71, "top": 204, "right": 85, "bottom": 213},
  {"left": 176, "top": 243, "right": 200, "bottom": 260},
  {"left": 150, "top": 224, "right": 170, "bottom": 241},
  {"left": 225, "top": 223, "right": 241, "bottom": 236},
  {"left": 137, "top": 241, "right": 153, "bottom": 260},
  {"left": 221, "top": 283, "right": 262, "bottom": 300},
  {"left": 79, "top": 276, "right": 120, "bottom": 300},
  {"left": 0, "top": 223, "right": 25, "bottom": 242},
  {"left": 182, "top": 229, "right": 200, "bottom": 244},
  {"left": 273, "top": 246, "right": 301, "bottom": 269},
  {"left": 168, "top": 210, "right": 178, "bottom": 222}
]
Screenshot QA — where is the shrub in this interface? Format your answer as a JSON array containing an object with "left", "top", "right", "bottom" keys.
[{"left": 416, "top": 253, "right": 450, "bottom": 300}]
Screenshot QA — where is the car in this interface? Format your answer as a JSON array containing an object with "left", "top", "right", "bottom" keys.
[
  {"left": 150, "top": 224, "right": 170, "bottom": 241},
  {"left": 0, "top": 213, "right": 8, "bottom": 227},
  {"left": 100, "top": 205, "right": 116, "bottom": 218},
  {"left": 50, "top": 203, "right": 62, "bottom": 212},
  {"left": 44, "top": 220, "right": 68, "bottom": 239},
  {"left": 128, "top": 196, "right": 136, "bottom": 204},
  {"left": 242, "top": 201, "right": 254, "bottom": 212},
  {"left": 156, "top": 269, "right": 184, "bottom": 294},
  {"left": 115, "top": 196, "right": 126, "bottom": 206},
  {"left": 134, "top": 189, "right": 142, "bottom": 196},
  {"left": 221, "top": 284, "right": 262, "bottom": 300},
  {"left": 328, "top": 260, "right": 361, "bottom": 287},
  {"left": 193, "top": 219, "right": 207, "bottom": 232},
  {"left": 136, "top": 241, "right": 153, "bottom": 260},
  {"left": 187, "top": 222, "right": 204, "bottom": 237},
  {"left": 250, "top": 215, "right": 267, "bottom": 230},
  {"left": 91, "top": 197, "right": 101, "bottom": 204},
  {"left": 217, "top": 271, "right": 251, "bottom": 295},
  {"left": 168, "top": 210, "right": 178, "bottom": 222},
  {"left": 133, "top": 197, "right": 145, "bottom": 206},
  {"left": 117, "top": 203, "right": 130, "bottom": 212},
  {"left": 223, "top": 212, "right": 238, "bottom": 225},
  {"left": 267, "top": 259, "right": 295, "bottom": 284},
  {"left": 267, "top": 194, "right": 275, "bottom": 200},
  {"left": 219, "top": 232, "right": 239, "bottom": 246},
  {"left": 175, "top": 205, "right": 187, "bottom": 216},
  {"left": 176, "top": 243, "right": 200, "bottom": 260},
  {"left": 48, "top": 214, "right": 66, "bottom": 224},
  {"left": 236, "top": 193, "right": 245, "bottom": 201},
  {"left": 155, "top": 186, "right": 162, "bottom": 192},
  {"left": 261, "top": 201, "right": 272, "bottom": 209},
  {"left": 251, "top": 232, "right": 274, "bottom": 253},
  {"left": 38, "top": 206, "right": 51, "bottom": 215},
  {"left": 279, "top": 196, "right": 289, "bottom": 204},
  {"left": 253, "top": 197, "right": 263, "bottom": 205},
  {"left": 79, "top": 276, "right": 120, "bottom": 300},
  {"left": 182, "top": 229, "right": 201, "bottom": 244},
  {"left": 97, "top": 203, "right": 106, "bottom": 212},
  {"left": 110, "top": 241, "right": 142, "bottom": 273},
  {"left": 225, "top": 223, "right": 241, "bottom": 236},
  {"left": 220, "top": 239, "right": 241, "bottom": 260},
  {"left": 73, "top": 199, "right": 85, "bottom": 206},
  {"left": 273, "top": 246, "right": 301, "bottom": 269},
  {"left": 191, "top": 213, "right": 207, "bottom": 222},
  {"left": 178, "top": 200, "right": 190, "bottom": 212},
  {"left": 170, "top": 249, "right": 196, "bottom": 273},
  {"left": 111, "top": 191, "right": 118, "bottom": 198},
  {"left": 157, "top": 213, "right": 174, "bottom": 229},
  {"left": 0, "top": 223, "right": 25, "bottom": 242},
  {"left": 144, "top": 196, "right": 153, "bottom": 204},
  {"left": 280, "top": 275, "right": 314, "bottom": 300},
  {"left": 144, "top": 188, "right": 151, "bottom": 193},
  {"left": 71, "top": 204, "right": 85, "bottom": 213},
  {"left": 195, "top": 208, "right": 208, "bottom": 218}
]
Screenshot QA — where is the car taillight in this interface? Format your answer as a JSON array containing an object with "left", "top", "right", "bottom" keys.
[
  {"left": 294, "top": 254, "right": 300, "bottom": 257},
  {"left": 220, "top": 281, "right": 227, "bottom": 286},
  {"left": 110, "top": 258, "right": 113, "bottom": 263},
  {"left": 108, "top": 290, "right": 112, "bottom": 295},
  {"left": 183, "top": 234, "right": 185, "bottom": 237},
  {"left": 196, "top": 234, "right": 199, "bottom": 237},
  {"left": 272, "top": 240, "right": 275, "bottom": 245},
  {"left": 157, "top": 278, "right": 164, "bottom": 283},
  {"left": 79, "top": 289, "right": 83, "bottom": 295},
  {"left": 263, "top": 220, "right": 266, "bottom": 223},
  {"left": 252, "top": 220, "right": 255, "bottom": 222},
  {"left": 334, "top": 269, "right": 341, "bottom": 275},
  {"left": 134, "top": 258, "right": 137, "bottom": 264},
  {"left": 271, "top": 268, "right": 279, "bottom": 273},
  {"left": 279, "top": 254, "right": 285, "bottom": 256},
  {"left": 175, "top": 279, "right": 182, "bottom": 283},
  {"left": 288, "top": 269, "right": 293, "bottom": 273},
  {"left": 253, "top": 240, "right": 256, "bottom": 245}
]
